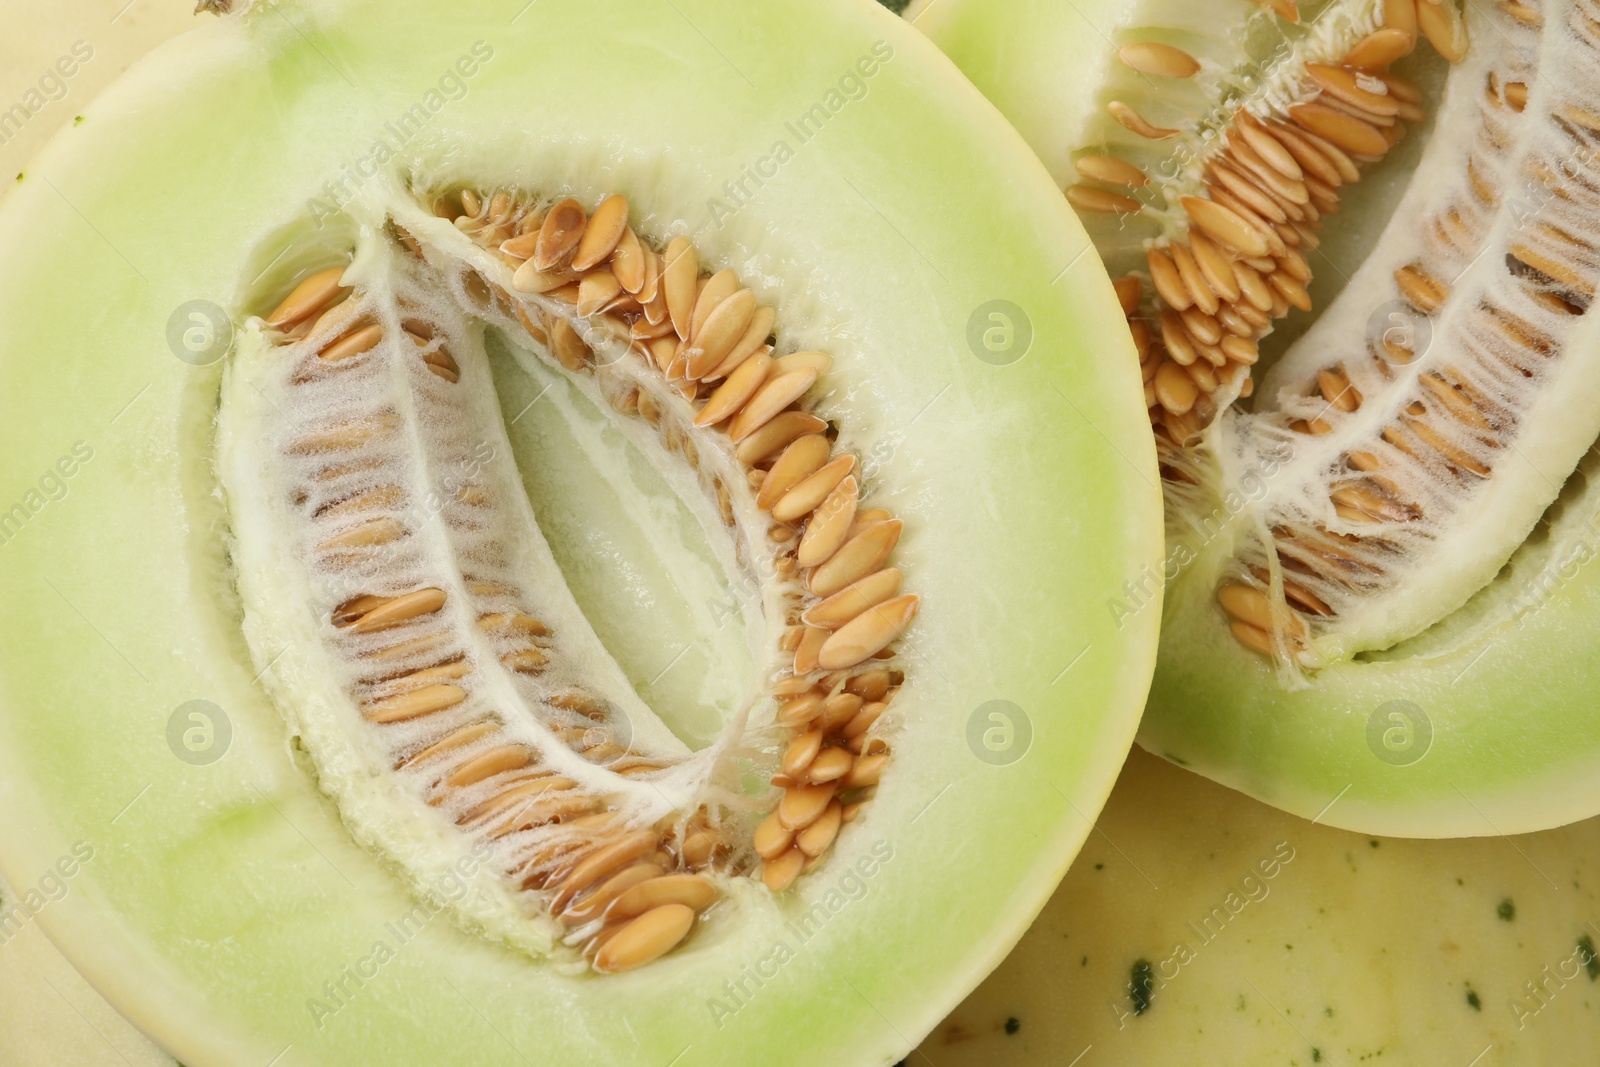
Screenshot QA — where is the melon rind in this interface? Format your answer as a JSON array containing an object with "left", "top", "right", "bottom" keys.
[
  {"left": 0, "top": 0, "right": 1160, "bottom": 1064},
  {"left": 913, "top": 0, "right": 1600, "bottom": 836}
]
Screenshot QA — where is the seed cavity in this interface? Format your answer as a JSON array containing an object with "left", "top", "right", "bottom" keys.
[{"left": 223, "top": 188, "right": 918, "bottom": 971}]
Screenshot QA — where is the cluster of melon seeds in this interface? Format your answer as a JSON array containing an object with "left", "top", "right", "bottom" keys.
[
  {"left": 1067, "top": 0, "right": 1600, "bottom": 667},
  {"left": 222, "top": 190, "right": 911, "bottom": 972}
]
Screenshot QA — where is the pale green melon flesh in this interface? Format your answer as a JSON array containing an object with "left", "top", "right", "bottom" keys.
[
  {"left": 921, "top": 749, "right": 1600, "bottom": 1064},
  {"left": 913, "top": 0, "right": 1600, "bottom": 835},
  {"left": 0, "top": 0, "right": 1161, "bottom": 1064}
]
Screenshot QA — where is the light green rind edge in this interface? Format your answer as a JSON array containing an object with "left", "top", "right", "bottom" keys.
[
  {"left": 0, "top": 0, "right": 1160, "bottom": 1064},
  {"left": 910, "top": 0, "right": 1600, "bottom": 837}
]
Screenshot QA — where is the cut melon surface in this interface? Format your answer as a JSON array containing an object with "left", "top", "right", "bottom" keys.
[
  {"left": 0, "top": 0, "right": 1161, "bottom": 1063},
  {"left": 911, "top": 0, "right": 1600, "bottom": 836},
  {"left": 922, "top": 749, "right": 1600, "bottom": 1064}
]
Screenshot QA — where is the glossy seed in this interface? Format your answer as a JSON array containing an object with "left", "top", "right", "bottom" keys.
[
  {"left": 757, "top": 434, "right": 832, "bottom": 510},
  {"left": 796, "top": 476, "right": 859, "bottom": 568},
  {"left": 729, "top": 369, "right": 817, "bottom": 442},
  {"left": 772, "top": 455, "right": 856, "bottom": 523},
  {"left": 607, "top": 874, "right": 719, "bottom": 921},
  {"left": 1154, "top": 361, "right": 1200, "bottom": 414},
  {"left": 1075, "top": 154, "right": 1150, "bottom": 187},
  {"left": 1288, "top": 103, "right": 1387, "bottom": 155},
  {"left": 793, "top": 626, "right": 829, "bottom": 675},
  {"left": 1182, "top": 196, "right": 1271, "bottom": 258},
  {"left": 796, "top": 801, "right": 844, "bottom": 856},
  {"left": 1147, "top": 247, "right": 1192, "bottom": 311},
  {"left": 445, "top": 745, "right": 531, "bottom": 788},
  {"left": 778, "top": 782, "right": 838, "bottom": 830},
  {"left": 365, "top": 683, "right": 467, "bottom": 723},
  {"left": 711, "top": 305, "right": 778, "bottom": 380},
  {"left": 571, "top": 194, "right": 629, "bottom": 271},
  {"left": 686, "top": 289, "right": 757, "bottom": 378},
  {"left": 1107, "top": 100, "right": 1178, "bottom": 139},
  {"left": 593, "top": 904, "right": 696, "bottom": 974},
  {"left": 1066, "top": 186, "right": 1142, "bottom": 214},
  {"left": 802, "top": 568, "right": 902, "bottom": 630},
  {"left": 762, "top": 849, "right": 806, "bottom": 892},
  {"left": 1416, "top": 0, "right": 1467, "bottom": 62},
  {"left": 346, "top": 588, "right": 447, "bottom": 633},
  {"left": 1344, "top": 28, "right": 1414, "bottom": 68},
  {"left": 817, "top": 594, "right": 918, "bottom": 671},
  {"left": 844, "top": 753, "right": 888, "bottom": 789},
  {"left": 781, "top": 730, "right": 825, "bottom": 779},
  {"left": 267, "top": 266, "right": 346, "bottom": 327},
  {"left": 736, "top": 410, "right": 828, "bottom": 466},
  {"left": 811, "top": 520, "right": 902, "bottom": 599},
  {"left": 806, "top": 747, "right": 854, "bottom": 784},
  {"left": 1117, "top": 41, "right": 1201, "bottom": 78},
  {"left": 663, "top": 237, "right": 699, "bottom": 338},
  {"left": 694, "top": 352, "right": 772, "bottom": 427}
]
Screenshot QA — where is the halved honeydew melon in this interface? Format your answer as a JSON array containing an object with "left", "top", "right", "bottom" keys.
[
  {"left": 912, "top": 0, "right": 1600, "bottom": 835},
  {"left": 0, "top": 0, "right": 1160, "bottom": 1063}
]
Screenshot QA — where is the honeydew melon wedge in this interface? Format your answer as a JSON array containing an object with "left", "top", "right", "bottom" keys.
[
  {"left": 911, "top": 0, "right": 1600, "bottom": 836},
  {"left": 0, "top": 0, "right": 1160, "bottom": 1063}
]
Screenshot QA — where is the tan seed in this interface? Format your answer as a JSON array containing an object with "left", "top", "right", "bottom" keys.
[
  {"left": 267, "top": 266, "right": 346, "bottom": 327},
  {"left": 736, "top": 411, "right": 827, "bottom": 466},
  {"left": 757, "top": 434, "right": 831, "bottom": 510},
  {"left": 400, "top": 720, "right": 498, "bottom": 769},
  {"left": 1288, "top": 103, "right": 1387, "bottom": 155},
  {"left": 1107, "top": 100, "right": 1178, "bottom": 139},
  {"left": 1182, "top": 196, "right": 1270, "bottom": 258},
  {"left": 725, "top": 369, "right": 817, "bottom": 443},
  {"left": 694, "top": 351, "right": 773, "bottom": 427},
  {"left": 782, "top": 730, "right": 825, "bottom": 779},
  {"left": 445, "top": 745, "right": 530, "bottom": 788},
  {"left": 811, "top": 520, "right": 902, "bottom": 598},
  {"left": 685, "top": 289, "right": 757, "bottom": 378},
  {"left": 1169, "top": 243, "right": 1219, "bottom": 315},
  {"left": 1066, "top": 186, "right": 1142, "bottom": 214},
  {"left": 662, "top": 237, "right": 699, "bottom": 338},
  {"left": 1233, "top": 115, "right": 1303, "bottom": 180},
  {"left": 319, "top": 517, "right": 403, "bottom": 551},
  {"left": 555, "top": 831, "right": 660, "bottom": 912},
  {"left": 806, "top": 747, "right": 854, "bottom": 785},
  {"left": 1230, "top": 619, "right": 1275, "bottom": 656},
  {"left": 710, "top": 305, "right": 777, "bottom": 380},
  {"left": 844, "top": 753, "right": 888, "bottom": 789},
  {"left": 1416, "top": 0, "right": 1467, "bottom": 62},
  {"left": 796, "top": 801, "right": 844, "bottom": 857},
  {"left": 564, "top": 862, "right": 662, "bottom": 924},
  {"left": 803, "top": 568, "right": 902, "bottom": 630},
  {"left": 593, "top": 904, "right": 696, "bottom": 974},
  {"left": 610, "top": 227, "right": 646, "bottom": 293},
  {"left": 843, "top": 701, "right": 888, "bottom": 740},
  {"left": 1306, "top": 63, "right": 1400, "bottom": 117},
  {"left": 1146, "top": 247, "right": 1192, "bottom": 311},
  {"left": 1394, "top": 264, "right": 1447, "bottom": 312},
  {"left": 607, "top": 874, "right": 718, "bottom": 921},
  {"left": 1117, "top": 41, "right": 1201, "bottom": 78},
  {"left": 762, "top": 848, "right": 806, "bottom": 892},
  {"left": 571, "top": 194, "right": 629, "bottom": 271},
  {"left": 512, "top": 260, "right": 578, "bottom": 294},
  {"left": 549, "top": 318, "right": 592, "bottom": 370},
  {"left": 346, "top": 587, "right": 447, "bottom": 633},
  {"left": 534, "top": 198, "right": 587, "bottom": 271},
  {"left": 1344, "top": 28, "right": 1414, "bottom": 68},
  {"left": 1113, "top": 275, "right": 1143, "bottom": 316},
  {"left": 778, "top": 782, "right": 838, "bottom": 830},
  {"left": 793, "top": 626, "right": 829, "bottom": 674},
  {"left": 576, "top": 271, "right": 623, "bottom": 317},
  {"left": 1187, "top": 232, "right": 1242, "bottom": 302},
  {"left": 796, "top": 476, "right": 859, "bottom": 569},
  {"left": 1075, "top": 154, "right": 1149, "bottom": 187},
  {"left": 817, "top": 594, "right": 918, "bottom": 671},
  {"left": 754, "top": 811, "right": 796, "bottom": 860},
  {"left": 778, "top": 691, "right": 825, "bottom": 727},
  {"left": 478, "top": 612, "right": 548, "bottom": 636},
  {"left": 365, "top": 683, "right": 466, "bottom": 723},
  {"left": 845, "top": 668, "right": 894, "bottom": 702},
  {"left": 1154, "top": 361, "right": 1199, "bottom": 415},
  {"left": 772, "top": 455, "right": 856, "bottom": 523},
  {"left": 501, "top": 648, "right": 550, "bottom": 673}
]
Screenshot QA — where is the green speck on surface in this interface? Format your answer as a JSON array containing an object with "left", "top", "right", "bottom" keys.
[
  {"left": 1369, "top": 840, "right": 1380, "bottom": 847},
  {"left": 1164, "top": 753, "right": 1189, "bottom": 766},
  {"left": 1324, "top": 1006, "right": 1334, "bottom": 1017},
  {"left": 1081, "top": 956, "right": 1088, "bottom": 966},
  {"left": 14, "top": 173, "right": 22, "bottom": 182},
  {"left": 1130, "top": 959, "right": 1155, "bottom": 1016},
  {"left": 74, "top": 115, "right": 84, "bottom": 125},
  {"left": 1004, "top": 1017, "right": 1020, "bottom": 1036},
  {"left": 1498, "top": 898, "right": 1516, "bottom": 922},
  {"left": 1578, "top": 935, "right": 1599, "bottom": 980},
  {"left": 876, "top": 0, "right": 910, "bottom": 11},
  {"left": 1313, "top": 1049, "right": 1322, "bottom": 1063},
  {"left": 1466, "top": 987, "right": 1481, "bottom": 1011},
  {"left": 1094, "top": 863, "right": 1104, "bottom": 870},
  {"left": 1285, "top": 944, "right": 1294, "bottom": 951}
]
